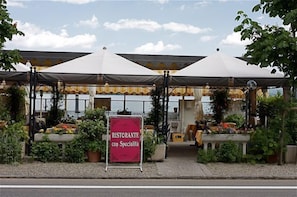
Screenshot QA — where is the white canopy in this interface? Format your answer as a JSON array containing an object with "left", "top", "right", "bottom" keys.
[
  {"left": 39, "top": 48, "right": 162, "bottom": 86},
  {"left": 0, "top": 62, "right": 30, "bottom": 72},
  {"left": 0, "top": 62, "right": 31, "bottom": 82},
  {"left": 171, "top": 52, "right": 287, "bottom": 87}
]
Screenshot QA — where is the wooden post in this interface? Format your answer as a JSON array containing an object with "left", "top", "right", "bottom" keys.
[{"left": 249, "top": 89, "right": 257, "bottom": 127}]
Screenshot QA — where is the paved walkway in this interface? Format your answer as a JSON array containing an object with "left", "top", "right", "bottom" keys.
[{"left": 0, "top": 142, "right": 296, "bottom": 179}]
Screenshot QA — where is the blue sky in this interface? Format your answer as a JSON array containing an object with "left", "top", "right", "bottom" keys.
[{"left": 5, "top": 0, "right": 282, "bottom": 57}]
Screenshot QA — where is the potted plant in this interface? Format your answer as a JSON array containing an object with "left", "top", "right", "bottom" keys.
[
  {"left": 77, "top": 108, "right": 107, "bottom": 162},
  {"left": 211, "top": 89, "right": 229, "bottom": 124},
  {"left": 224, "top": 114, "right": 244, "bottom": 128},
  {"left": 86, "top": 140, "right": 104, "bottom": 162},
  {"left": 143, "top": 87, "right": 167, "bottom": 161}
]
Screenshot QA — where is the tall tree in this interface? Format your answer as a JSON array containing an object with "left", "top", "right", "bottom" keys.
[
  {"left": 0, "top": 0, "right": 24, "bottom": 70},
  {"left": 234, "top": 0, "right": 297, "bottom": 165},
  {"left": 234, "top": 0, "right": 297, "bottom": 96}
]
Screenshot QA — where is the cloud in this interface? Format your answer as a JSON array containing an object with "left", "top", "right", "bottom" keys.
[
  {"left": 77, "top": 15, "right": 99, "bottom": 29},
  {"left": 104, "top": 19, "right": 211, "bottom": 34},
  {"left": 200, "top": 35, "right": 217, "bottom": 42},
  {"left": 179, "top": 4, "right": 186, "bottom": 11},
  {"left": 157, "top": 0, "right": 169, "bottom": 4},
  {"left": 163, "top": 22, "right": 211, "bottom": 34},
  {"left": 51, "top": 0, "right": 96, "bottom": 4},
  {"left": 194, "top": 0, "right": 210, "bottom": 7},
  {"left": 4, "top": 21, "right": 97, "bottom": 51},
  {"left": 134, "top": 41, "right": 181, "bottom": 54},
  {"left": 6, "top": 0, "right": 25, "bottom": 7},
  {"left": 221, "top": 32, "right": 251, "bottom": 46},
  {"left": 104, "top": 19, "right": 162, "bottom": 32}
]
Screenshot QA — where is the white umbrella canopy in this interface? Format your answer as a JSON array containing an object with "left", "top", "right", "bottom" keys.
[
  {"left": 0, "top": 62, "right": 31, "bottom": 82},
  {"left": 39, "top": 47, "right": 162, "bottom": 86},
  {"left": 0, "top": 62, "right": 30, "bottom": 72},
  {"left": 171, "top": 51, "right": 287, "bottom": 87}
]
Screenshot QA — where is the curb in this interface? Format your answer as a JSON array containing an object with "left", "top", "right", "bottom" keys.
[{"left": 1, "top": 175, "right": 296, "bottom": 180}]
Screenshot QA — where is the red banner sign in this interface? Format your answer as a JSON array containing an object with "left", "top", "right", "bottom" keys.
[{"left": 110, "top": 116, "right": 141, "bottom": 163}]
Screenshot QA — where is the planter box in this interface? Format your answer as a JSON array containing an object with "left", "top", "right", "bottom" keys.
[
  {"left": 285, "top": 145, "right": 297, "bottom": 164},
  {"left": 202, "top": 134, "right": 250, "bottom": 142},
  {"left": 150, "top": 143, "right": 166, "bottom": 162},
  {"left": 34, "top": 133, "right": 77, "bottom": 142},
  {"left": 202, "top": 134, "right": 250, "bottom": 155},
  {"left": 34, "top": 133, "right": 77, "bottom": 160}
]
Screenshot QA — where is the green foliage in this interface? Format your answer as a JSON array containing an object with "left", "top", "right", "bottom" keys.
[
  {"left": 64, "top": 137, "right": 85, "bottom": 163},
  {"left": 86, "top": 140, "right": 105, "bottom": 152},
  {"left": 224, "top": 114, "right": 244, "bottom": 128},
  {"left": 0, "top": 122, "right": 25, "bottom": 164},
  {"left": 84, "top": 108, "right": 107, "bottom": 123},
  {"left": 31, "top": 135, "right": 61, "bottom": 162},
  {"left": 143, "top": 132, "right": 157, "bottom": 162},
  {"left": 211, "top": 89, "right": 229, "bottom": 123},
  {"left": 78, "top": 119, "right": 106, "bottom": 141},
  {"left": 257, "top": 94, "right": 286, "bottom": 125},
  {"left": 217, "top": 141, "right": 242, "bottom": 163},
  {"left": 253, "top": 0, "right": 297, "bottom": 33},
  {"left": 0, "top": 98, "right": 10, "bottom": 121},
  {"left": 46, "top": 107, "right": 64, "bottom": 128},
  {"left": 197, "top": 149, "right": 217, "bottom": 164},
  {"left": 77, "top": 108, "right": 107, "bottom": 153},
  {"left": 145, "top": 86, "right": 163, "bottom": 133},
  {"left": 0, "top": 0, "right": 25, "bottom": 70},
  {"left": 197, "top": 141, "right": 243, "bottom": 164},
  {"left": 286, "top": 106, "right": 297, "bottom": 145},
  {"left": 258, "top": 95, "right": 296, "bottom": 145},
  {"left": 46, "top": 86, "right": 64, "bottom": 128},
  {"left": 6, "top": 85, "right": 26, "bottom": 122},
  {"left": 247, "top": 128, "right": 279, "bottom": 163},
  {"left": 234, "top": 2, "right": 297, "bottom": 89}
]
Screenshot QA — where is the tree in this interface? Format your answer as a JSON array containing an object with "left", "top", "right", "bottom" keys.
[
  {"left": 145, "top": 86, "right": 163, "bottom": 134},
  {"left": 234, "top": 0, "right": 297, "bottom": 96},
  {"left": 234, "top": 0, "right": 297, "bottom": 165},
  {"left": 0, "top": 0, "right": 24, "bottom": 70}
]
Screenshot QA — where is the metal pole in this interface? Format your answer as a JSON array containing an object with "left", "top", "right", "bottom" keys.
[
  {"left": 28, "top": 67, "right": 33, "bottom": 154},
  {"left": 39, "top": 90, "right": 43, "bottom": 118},
  {"left": 32, "top": 67, "right": 37, "bottom": 140},
  {"left": 165, "top": 71, "right": 169, "bottom": 140}
]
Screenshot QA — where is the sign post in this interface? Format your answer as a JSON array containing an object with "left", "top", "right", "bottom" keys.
[{"left": 105, "top": 115, "right": 143, "bottom": 172}]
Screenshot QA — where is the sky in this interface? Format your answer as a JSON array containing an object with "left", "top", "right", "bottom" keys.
[{"left": 5, "top": 0, "right": 282, "bottom": 57}]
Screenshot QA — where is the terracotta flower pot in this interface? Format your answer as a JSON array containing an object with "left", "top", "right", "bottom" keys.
[{"left": 87, "top": 151, "right": 101, "bottom": 162}]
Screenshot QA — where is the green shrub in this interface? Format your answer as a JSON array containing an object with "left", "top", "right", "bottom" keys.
[
  {"left": 246, "top": 127, "right": 279, "bottom": 163},
  {"left": 197, "top": 149, "right": 217, "bottom": 164},
  {"left": 143, "top": 132, "right": 157, "bottom": 161},
  {"left": 217, "top": 141, "right": 242, "bottom": 163},
  {"left": 64, "top": 137, "right": 85, "bottom": 163},
  {"left": 0, "top": 130, "right": 22, "bottom": 164},
  {"left": 224, "top": 114, "right": 244, "bottom": 128},
  {"left": 0, "top": 122, "right": 26, "bottom": 164},
  {"left": 31, "top": 135, "right": 61, "bottom": 162}
]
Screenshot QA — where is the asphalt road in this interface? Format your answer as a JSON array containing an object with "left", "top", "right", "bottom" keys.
[{"left": 1, "top": 178, "right": 296, "bottom": 197}]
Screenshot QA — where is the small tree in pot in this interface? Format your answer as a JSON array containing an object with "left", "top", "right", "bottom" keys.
[{"left": 77, "top": 108, "right": 107, "bottom": 162}]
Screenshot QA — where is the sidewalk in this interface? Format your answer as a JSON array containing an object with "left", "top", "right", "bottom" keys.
[{"left": 0, "top": 142, "right": 296, "bottom": 179}]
